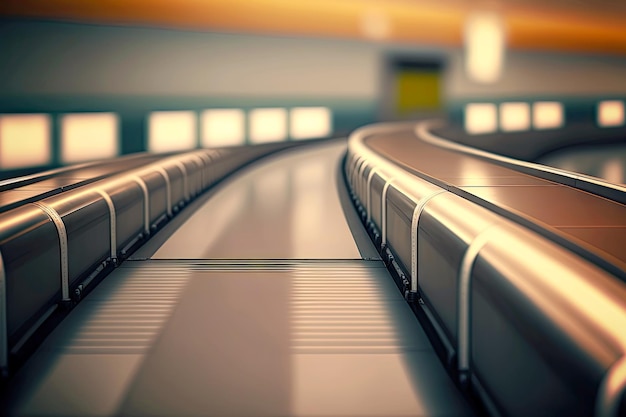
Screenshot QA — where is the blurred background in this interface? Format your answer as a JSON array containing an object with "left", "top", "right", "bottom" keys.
[{"left": 1, "top": 0, "right": 625, "bottom": 181}]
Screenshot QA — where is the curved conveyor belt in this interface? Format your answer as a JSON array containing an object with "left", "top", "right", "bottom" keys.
[
  {"left": 4, "top": 141, "right": 476, "bottom": 417},
  {"left": 347, "top": 121, "right": 626, "bottom": 417}
]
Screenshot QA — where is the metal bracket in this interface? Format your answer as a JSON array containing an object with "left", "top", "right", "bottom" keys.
[
  {"left": 130, "top": 175, "right": 151, "bottom": 235},
  {"left": 33, "top": 202, "right": 70, "bottom": 302},
  {"left": 94, "top": 189, "right": 117, "bottom": 262}
]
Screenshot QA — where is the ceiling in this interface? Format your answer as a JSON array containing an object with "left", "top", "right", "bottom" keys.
[{"left": 1, "top": 0, "right": 625, "bottom": 54}]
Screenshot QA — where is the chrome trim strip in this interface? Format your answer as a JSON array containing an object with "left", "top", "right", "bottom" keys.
[
  {"left": 457, "top": 225, "right": 501, "bottom": 375},
  {"left": 94, "top": 189, "right": 117, "bottom": 260},
  {"left": 173, "top": 160, "right": 189, "bottom": 202},
  {"left": 153, "top": 166, "right": 173, "bottom": 217},
  {"left": 352, "top": 157, "right": 363, "bottom": 195},
  {"left": 191, "top": 154, "right": 207, "bottom": 192},
  {"left": 381, "top": 179, "right": 395, "bottom": 247},
  {"left": 410, "top": 190, "right": 446, "bottom": 293},
  {"left": 348, "top": 155, "right": 357, "bottom": 188},
  {"left": 366, "top": 167, "right": 379, "bottom": 223},
  {"left": 596, "top": 355, "right": 626, "bottom": 417},
  {"left": 32, "top": 202, "right": 70, "bottom": 301},
  {"left": 195, "top": 152, "right": 211, "bottom": 190},
  {"left": 130, "top": 176, "right": 151, "bottom": 235},
  {"left": 358, "top": 159, "right": 369, "bottom": 203}
]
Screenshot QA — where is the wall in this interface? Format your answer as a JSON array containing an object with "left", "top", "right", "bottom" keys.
[
  {"left": 444, "top": 49, "right": 626, "bottom": 99},
  {"left": 3, "top": 20, "right": 626, "bottom": 108},
  {"left": 1, "top": 18, "right": 626, "bottom": 177},
  {"left": 0, "top": 20, "right": 380, "bottom": 98}
]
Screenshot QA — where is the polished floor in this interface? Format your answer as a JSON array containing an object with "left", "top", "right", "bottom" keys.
[{"left": 5, "top": 141, "right": 474, "bottom": 417}]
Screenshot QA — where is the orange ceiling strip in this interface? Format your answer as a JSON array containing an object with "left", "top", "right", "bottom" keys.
[{"left": 1, "top": 0, "right": 625, "bottom": 54}]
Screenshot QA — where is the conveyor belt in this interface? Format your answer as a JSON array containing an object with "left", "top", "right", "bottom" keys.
[
  {"left": 4, "top": 141, "right": 475, "bottom": 417},
  {"left": 4, "top": 124, "right": 625, "bottom": 417},
  {"left": 346, "top": 122, "right": 626, "bottom": 417},
  {"left": 0, "top": 140, "right": 304, "bottom": 380},
  {"left": 0, "top": 153, "right": 164, "bottom": 213},
  {"left": 0, "top": 142, "right": 307, "bottom": 214},
  {"left": 364, "top": 122, "right": 626, "bottom": 275},
  {"left": 147, "top": 143, "right": 363, "bottom": 260}
]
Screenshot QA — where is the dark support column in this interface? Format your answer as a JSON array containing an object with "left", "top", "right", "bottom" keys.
[
  {"left": 51, "top": 113, "right": 62, "bottom": 167},
  {"left": 121, "top": 112, "right": 147, "bottom": 155}
]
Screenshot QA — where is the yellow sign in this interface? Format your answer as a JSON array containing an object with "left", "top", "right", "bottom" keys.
[{"left": 396, "top": 71, "right": 441, "bottom": 114}]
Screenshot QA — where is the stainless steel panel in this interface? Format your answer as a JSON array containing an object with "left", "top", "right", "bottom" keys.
[
  {"left": 384, "top": 178, "right": 442, "bottom": 276},
  {"left": 471, "top": 224, "right": 626, "bottom": 417},
  {"left": 42, "top": 191, "right": 110, "bottom": 285},
  {"left": 179, "top": 158, "right": 200, "bottom": 198},
  {"left": 188, "top": 156, "right": 205, "bottom": 196},
  {"left": 386, "top": 186, "right": 414, "bottom": 274},
  {"left": 361, "top": 163, "right": 373, "bottom": 205},
  {"left": 472, "top": 280, "right": 589, "bottom": 417},
  {"left": 370, "top": 173, "right": 385, "bottom": 231},
  {"left": 417, "top": 193, "right": 501, "bottom": 348},
  {"left": 160, "top": 164, "right": 185, "bottom": 210},
  {"left": 191, "top": 153, "right": 209, "bottom": 191},
  {"left": 98, "top": 181, "right": 144, "bottom": 250},
  {"left": 0, "top": 206, "right": 60, "bottom": 344},
  {"left": 136, "top": 170, "right": 168, "bottom": 226},
  {"left": 354, "top": 157, "right": 366, "bottom": 200}
]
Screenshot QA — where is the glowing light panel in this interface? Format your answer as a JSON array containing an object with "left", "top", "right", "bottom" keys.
[
  {"left": 597, "top": 100, "right": 624, "bottom": 127},
  {"left": 465, "top": 103, "right": 497, "bottom": 134},
  {"left": 149, "top": 111, "right": 197, "bottom": 153},
  {"left": 201, "top": 109, "right": 245, "bottom": 147},
  {"left": 360, "top": 8, "right": 391, "bottom": 41},
  {"left": 249, "top": 108, "right": 287, "bottom": 144},
  {"left": 500, "top": 102, "right": 530, "bottom": 132},
  {"left": 533, "top": 102, "right": 564, "bottom": 130},
  {"left": 464, "top": 13, "right": 505, "bottom": 84},
  {"left": 290, "top": 107, "right": 332, "bottom": 140},
  {"left": 0, "top": 114, "right": 51, "bottom": 169},
  {"left": 61, "top": 113, "right": 118, "bottom": 163}
]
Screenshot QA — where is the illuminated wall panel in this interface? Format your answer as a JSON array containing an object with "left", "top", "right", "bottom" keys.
[
  {"left": 597, "top": 100, "right": 624, "bottom": 127},
  {"left": 61, "top": 113, "right": 118, "bottom": 163},
  {"left": 0, "top": 114, "right": 51, "bottom": 169},
  {"left": 465, "top": 103, "right": 497, "bottom": 134},
  {"left": 532, "top": 102, "right": 564, "bottom": 130},
  {"left": 500, "top": 102, "right": 530, "bottom": 132},
  {"left": 201, "top": 109, "right": 245, "bottom": 147},
  {"left": 464, "top": 13, "right": 504, "bottom": 84},
  {"left": 290, "top": 107, "right": 332, "bottom": 140},
  {"left": 249, "top": 108, "right": 287, "bottom": 144},
  {"left": 149, "top": 111, "right": 197, "bottom": 153}
]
